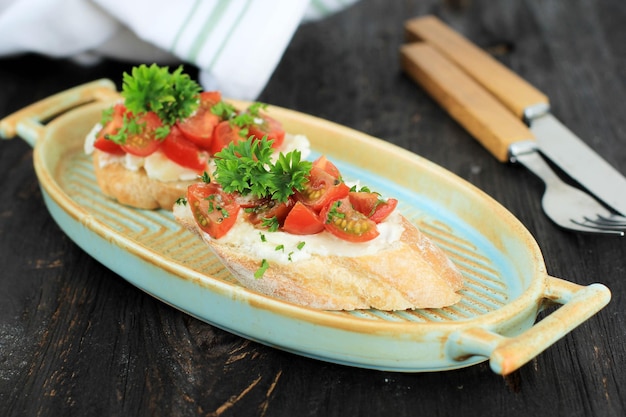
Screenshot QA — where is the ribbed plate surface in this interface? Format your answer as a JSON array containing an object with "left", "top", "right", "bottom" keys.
[{"left": 59, "top": 147, "right": 520, "bottom": 322}]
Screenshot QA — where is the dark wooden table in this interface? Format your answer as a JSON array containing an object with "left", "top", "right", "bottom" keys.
[{"left": 1, "top": 1, "right": 624, "bottom": 416}]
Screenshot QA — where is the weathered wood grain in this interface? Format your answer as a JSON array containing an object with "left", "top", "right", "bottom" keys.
[{"left": 1, "top": 1, "right": 624, "bottom": 416}]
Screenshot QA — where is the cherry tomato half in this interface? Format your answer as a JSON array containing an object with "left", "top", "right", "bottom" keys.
[
  {"left": 312, "top": 155, "right": 341, "bottom": 179},
  {"left": 94, "top": 103, "right": 126, "bottom": 155},
  {"left": 248, "top": 114, "right": 285, "bottom": 149},
  {"left": 210, "top": 120, "right": 245, "bottom": 155},
  {"left": 177, "top": 91, "right": 222, "bottom": 150},
  {"left": 120, "top": 111, "right": 163, "bottom": 157},
  {"left": 161, "top": 125, "right": 210, "bottom": 172},
  {"left": 187, "top": 183, "right": 240, "bottom": 239},
  {"left": 245, "top": 197, "right": 295, "bottom": 229},
  {"left": 295, "top": 166, "right": 350, "bottom": 212},
  {"left": 320, "top": 197, "right": 379, "bottom": 243},
  {"left": 282, "top": 201, "right": 325, "bottom": 235},
  {"left": 348, "top": 192, "right": 398, "bottom": 223},
  {"left": 94, "top": 136, "right": 125, "bottom": 155}
]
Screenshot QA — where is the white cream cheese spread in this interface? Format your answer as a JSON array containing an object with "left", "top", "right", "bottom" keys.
[{"left": 213, "top": 209, "right": 404, "bottom": 264}]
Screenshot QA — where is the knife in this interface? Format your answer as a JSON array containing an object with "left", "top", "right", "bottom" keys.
[{"left": 403, "top": 15, "right": 626, "bottom": 216}]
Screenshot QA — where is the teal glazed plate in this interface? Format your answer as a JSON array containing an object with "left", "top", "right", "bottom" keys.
[{"left": 0, "top": 80, "right": 611, "bottom": 375}]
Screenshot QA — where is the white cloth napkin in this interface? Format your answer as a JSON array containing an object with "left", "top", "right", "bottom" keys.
[{"left": 0, "top": 0, "right": 358, "bottom": 100}]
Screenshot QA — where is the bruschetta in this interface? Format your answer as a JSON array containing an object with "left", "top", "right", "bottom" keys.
[
  {"left": 85, "top": 64, "right": 307, "bottom": 209},
  {"left": 173, "top": 138, "right": 464, "bottom": 311}
]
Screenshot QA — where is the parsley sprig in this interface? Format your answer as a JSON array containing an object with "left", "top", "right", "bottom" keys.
[
  {"left": 103, "top": 64, "right": 201, "bottom": 144},
  {"left": 214, "top": 138, "right": 312, "bottom": 203},
  {"left": 122, "top": 64, "right": 201, "bottom": 125}
]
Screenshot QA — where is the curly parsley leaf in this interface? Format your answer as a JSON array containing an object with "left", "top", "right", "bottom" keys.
[
  {"left": 269, "top": 150, "right": 311, "bottom": 202},
  {"left": 121, "top": 64, "right": 201, "bottom": 125},
  {"left": 214, "top": 138, "right": 312, "bottom": 203}
]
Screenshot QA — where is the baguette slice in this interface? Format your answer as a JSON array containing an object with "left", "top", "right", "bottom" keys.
[
  {"left": 173, "top": 203, "right": 464, "bottom": 311},
  {"left": 93, "top": 150, "right": 196, "bottom": 210}
]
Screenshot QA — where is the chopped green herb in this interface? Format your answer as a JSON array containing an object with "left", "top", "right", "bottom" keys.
[
  {"left": 210, "top": 101, "right": 237, "bottom": 119},
  {"left": 100, "top": 106, "right": 114, "bottom": 125},
  {"left": 261, "top": 216, "right": 280, "bottom": 232},
  {"left": 297, "top": 241, "right": 306, "bottom": 250},
  {"left": 326, "top": 200, "right": 345, "bottom": 224},
  {"left": 226, "top": 102, "right": 268, "bottom": 136},
  {"left": 275, "top": 244, "right": 285, "bottom": 252},
  {"left": 175, "top": 197, "right": 187, "bottom": 206},
  {"left": 247, "top": 102, "right": 268, "bottom": 116},
  {"left": 255, "top": 259, "right": 270, "bottom": 279},
  {"left": 200, "top": 171, "right": 211, "bottom": 184},
  {"left": 218, "top": 207, "right": 230, "bottom": 218},
  {"left": 349, "top": 184, "right": 377, "bottom": 193}
]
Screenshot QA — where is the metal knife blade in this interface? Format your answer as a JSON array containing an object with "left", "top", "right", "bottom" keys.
[
  {"left": 532, "top": 114, "right": 626, "bottom": 215},
  {"left": 405, "top": 15, "right": 626, "bottom": 215}
]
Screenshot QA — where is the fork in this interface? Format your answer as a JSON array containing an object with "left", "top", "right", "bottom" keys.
[{"left": 511, "top": 142, "right": 626, "bottom": 236}]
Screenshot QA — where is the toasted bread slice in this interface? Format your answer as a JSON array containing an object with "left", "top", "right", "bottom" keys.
[
  {"left": 173, "top": 203, "right": 464, "bottom": 310},
  {"left": 93, "top": 150, "right": 195, "bottom": 210}
]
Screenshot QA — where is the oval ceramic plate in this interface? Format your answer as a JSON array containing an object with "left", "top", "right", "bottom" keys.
[{"left": 0, "top": 80, "right": 610, "bottom": 375}]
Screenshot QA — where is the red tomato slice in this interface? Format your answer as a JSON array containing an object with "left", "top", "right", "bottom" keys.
[
  {"left": 94, "top": 103, "right": 126, "bottom": 155},
  {"left": 94, "top": 136, "right": 125, "bottom": 155},
  {"left": 295, "top": 166, "right": 350, "bottom": 212},
  {"left": 282, "top": 201, "right": 324, "bottom": 235},
  {"left": 177, "top": 91, "right": 222, "bottom": 150},
  {"left": 348, "top": 192, "right": 398, "bottom": 223},
  {"left": 187, "top": 183, "right": 240, "bottom": 239},
  {"left": 161, "top": 125, "right": 209, "bottom": 171},
  {"left": 312, "top": 155, "right": 341, "bottom": 179},
  {"left": 210, "top": 120, "right": 244, "bottom": 155},
  {"left": 248, "top": 114, "right": 285, "bottom": 149},
  {"left": 320, "top": 197, "right": 379, "bottom": 242},
  {"left": 246, "top": 198, "right": 295, "bottom": 229},
  {"left": 120, "top": 111, "right": 163, "bottom": 157},
  {"left": 199, "top": 91, "right": 222, "bottom": 105}
]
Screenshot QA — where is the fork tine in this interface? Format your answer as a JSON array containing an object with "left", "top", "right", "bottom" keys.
[
  {"left": 595, "top": 214, "right": 626, "bottom": 227},
  {"left": 581, "top": 214, "right": 626, "bottom": 228},
  {"left": 568, "top": 222, "right": 625, "bottom": 236},
  {"left": 570, "top": 217, "right": 626, "bottom": 236}
]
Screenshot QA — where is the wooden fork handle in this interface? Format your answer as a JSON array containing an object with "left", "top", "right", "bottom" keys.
[
  {"left": 400, "top": 42, "right": 534, "bottom": 162},
  {"left": 405, "top": 15, "right": 549, "bottom": 120}
]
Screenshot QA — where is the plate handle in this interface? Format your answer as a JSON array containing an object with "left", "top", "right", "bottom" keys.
[
  {"left": 445, "top": 277, "right": 611, "bottom": 375},
  {"left": 0, "top": 79, "right": 119, "bottom": 147}
]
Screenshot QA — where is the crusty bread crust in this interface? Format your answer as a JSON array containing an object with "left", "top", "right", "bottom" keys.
[
  {"left": 174, "top": 203, "right": 464, "bottom": 311},
  {"left": 93, "top": 150, "right": 196, "bottom": 210}
]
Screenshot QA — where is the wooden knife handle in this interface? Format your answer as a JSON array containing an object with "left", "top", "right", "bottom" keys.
[
  {"left": 400, "top": 42, "right": 534, "bottom": 162},
  {"left": 405, "top": 15, "right": 549, "bottom": 120}
]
